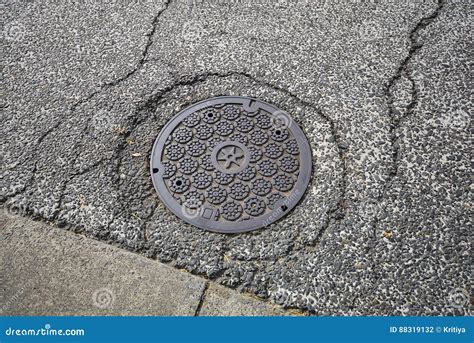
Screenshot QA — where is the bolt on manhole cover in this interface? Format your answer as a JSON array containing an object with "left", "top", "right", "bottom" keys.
[{"left": 150, "top": 96, "right": 311, "bottom": 233}]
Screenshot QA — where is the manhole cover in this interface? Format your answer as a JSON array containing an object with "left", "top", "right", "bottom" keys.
[{"left": 150, "top": 96, "right": 311, "bottom": 233}]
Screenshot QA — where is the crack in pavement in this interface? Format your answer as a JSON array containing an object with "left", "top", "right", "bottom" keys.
[
  {"left": 1, "top": 90, "right": 104, "bottom": 203},
  {"left": 104, "top": 0, "right": 172, "bottom": 88},
  {"left": 3, "top": 1, "right": 173, "bottom": 213},
  {"left": 384, "top": 0, "right": 445, "bottom": 181},
  {"left": 193, "top": 281, "right": 210, "bottom": 316},
  {"left": 362, "top": 0, "right": 446, "bottom": 305},
  {"left": 4, "top": 67, "right": 344, "bottom": 282},
  {"left": 49, "top": 0, "right": 173, "bottom": 221},
  {"left": 7, "top": 0, "right": 346, "bottom": 268},
  {"left": 108, "top": 69, "right": 347, "bottom": 284},
  {"left": 10, "top": 0, "right": 430, "bottom": 307},
  {"left": 1, "top": 162, "right": 38, "bottom": 205},
  {"left": 3, "top": 0, "right": 460, "bottom": 315}
]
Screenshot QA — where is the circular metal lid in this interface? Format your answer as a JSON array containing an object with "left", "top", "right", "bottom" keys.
[{"left": 150, "top": 96, "right": 312, "bottom": 233}]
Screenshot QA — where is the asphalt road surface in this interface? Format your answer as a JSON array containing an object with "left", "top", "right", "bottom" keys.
[{"left": 2, "top": 0, "right": 471, "bottom": 315}]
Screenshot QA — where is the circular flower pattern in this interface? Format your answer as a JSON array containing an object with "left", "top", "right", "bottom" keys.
[
  {"left": 193, "top": 172, "right": 213, "bottom": 189},
  {"left": 187, "top": 140, "right": 205, "bottom": 157},
  {"left": 229, "top": 132, "right": 248, "bottom": 144},
  {"left": 274, "top": 174, "right": 294, "bottom": 192},
  {"left": 202, "top": 108, "right": 220, "bottom": 124},
  {"left": 255, "top": 113, "right": 272, "bottom": 129},
  {"left": 279, "top": 156, "right": 299, "bottom": 173},
  {"left": 249, "top": 129, "right": 268, "bottom": 145},
  {"left": 221, "top": 201, "right": 243, "bottom": 221},
  {"left": 182, "top": 112, "right": 200, "bottom": 127},
  {"left": 161, "top": 161, "right": 176, "bottom": 179},
  {"left": 237, "top": 166, "right": 256, "bottom": 181},
  {"left": 178, "top": 157, "right": 198, "bottom": 175},
  {"left": 184, "top": 190, "right": 204, "bottom": 208},
  {"left": 285, "top": 139, "right": 299, "bottom": 155},
  {"left": 165, "top": 144, "right": 185, "bottom": 161},
  {"left": 207, "top": 187, "right": 227, "bottom": 205},
  {"left": 214, "top": 171, "right": 234, "bottom": 185},
  {"left": 195, "top": 124, "right": 214, "bottom": 140},
  {"left": 257, "top": 159, "right": 278, "bottom": 177},
  {"left": 200, "top": 154, "right": 214, "bottom": 171},
  {"left": 249, "top": 146, "right": 263, "bottom": 163},
  {"left": 251, "top": 177, "right": 272, "bottom": 196},
  {"left": 264, "top": 142, "right": 284, "bottom": 159},
  {"left": 222, "top": 106, "right": 240, "bottom": 120},
  {"left": 235, "top": 117, "right": 254, "bottom": 132},
  {"left": 158, "top": 101, "right": 303, "bottom": 229},
  {"left": 270, "top": 127, "right": 289, "bottom": 142},
  {"left": 244, "top": 197, "right": 266, "bottom": 216},
  {"left": 215, "top": 120, "right": 234, "bottom": 136},
  {"left": 208, "top": 137, "right": 222, "bottom": 149},
  {"left": 173, "top": 127, "right": 193, "bottom": 143},
  {"left": 229, "top": 182, "right": 250, "bottom": 200},
  {"left": 169, "top": 176, "right": 190, "bottom": 193},
  {"left": 266, "top": 192, "right": 284, "bottom": 210},
  {"left": 184, "top": 197, "right": 202, "bottom": 210}
]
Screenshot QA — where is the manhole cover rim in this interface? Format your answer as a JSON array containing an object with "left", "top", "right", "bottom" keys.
[{"left": 150, "top": 96, "right": 312, "bottom": 233}]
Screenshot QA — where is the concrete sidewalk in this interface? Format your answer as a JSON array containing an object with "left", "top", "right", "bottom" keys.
[{"left": 0, "top": 214, "right": 289, "bottom": 316}]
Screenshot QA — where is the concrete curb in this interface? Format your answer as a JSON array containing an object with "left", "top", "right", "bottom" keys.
[{"left": 0, "top": 215, "right": 290, "bottom": 316}]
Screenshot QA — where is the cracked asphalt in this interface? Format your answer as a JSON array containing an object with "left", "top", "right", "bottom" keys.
[{"left": 1, "top": 0, "right": 471, "bottom": 315}]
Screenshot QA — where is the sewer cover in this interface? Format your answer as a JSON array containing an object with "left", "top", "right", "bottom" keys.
[{"left": 150, "top": 96, "right": 311, "bottom": 233}]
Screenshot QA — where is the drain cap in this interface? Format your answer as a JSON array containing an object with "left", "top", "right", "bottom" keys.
[{"left": 150, "top": 96, "right": 311, "bottom": 233}]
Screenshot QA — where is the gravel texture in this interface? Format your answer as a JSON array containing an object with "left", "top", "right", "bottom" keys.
[{"left": 1, "top": 0, "right": 471, "bottom": 315}]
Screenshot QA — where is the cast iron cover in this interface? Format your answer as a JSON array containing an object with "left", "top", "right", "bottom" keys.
[{"left": 150, "top": 96, "right": 311, "bottom": 233}]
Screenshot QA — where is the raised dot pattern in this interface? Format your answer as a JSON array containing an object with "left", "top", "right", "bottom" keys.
[{"left": 161, "top": 104, "right": 300, "bottom": 222}]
